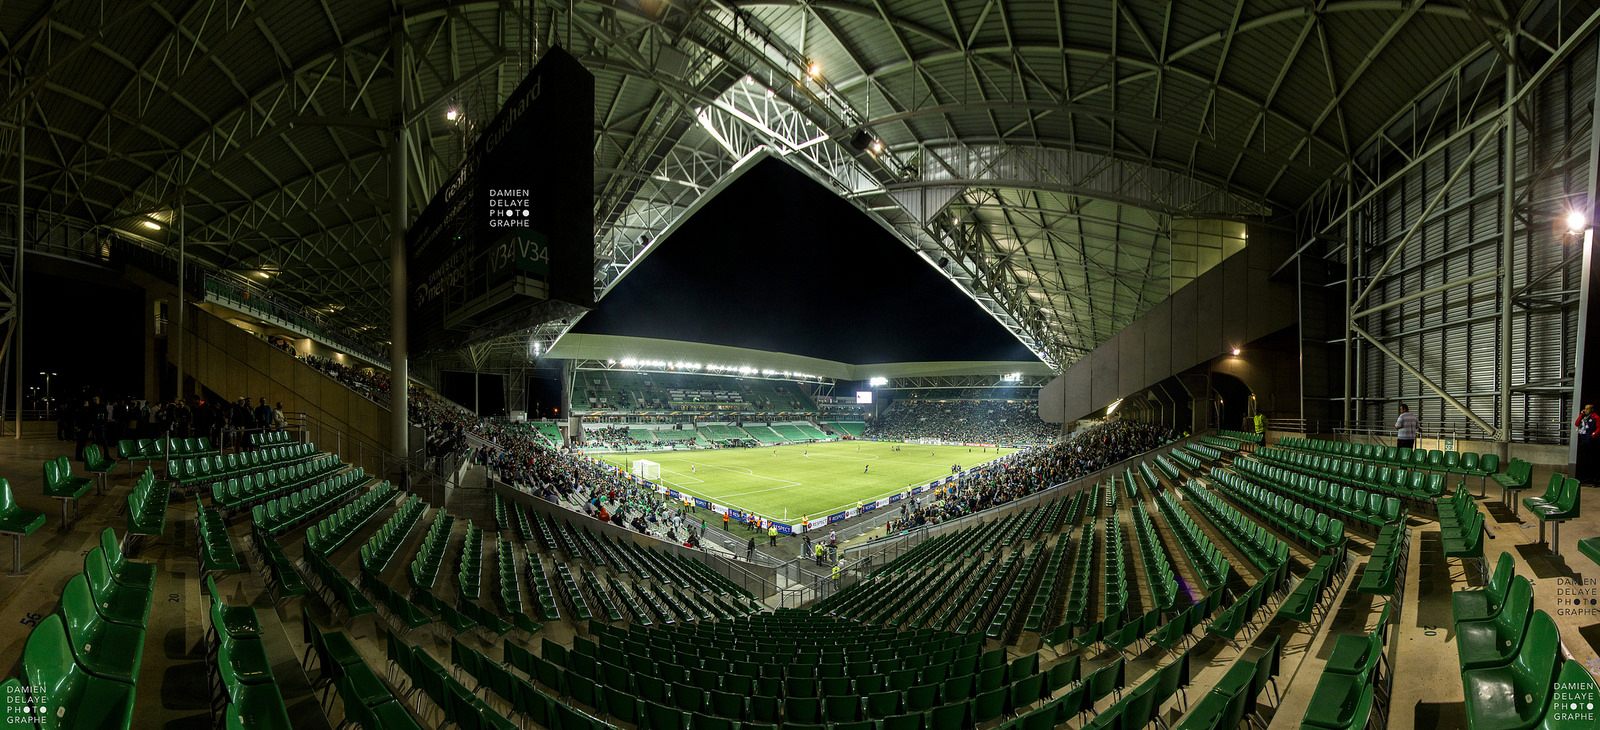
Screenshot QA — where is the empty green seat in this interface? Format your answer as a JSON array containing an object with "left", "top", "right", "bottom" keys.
[
  {"left": 0, "top": 477, "right": 45, "bottom": 573},
  {"left": 1461, "top": 610, "right": 1561, "bottom": 730},
  {"left": 60, "top": 574, "right": 147, "bottom": 684},
  {"left": 23, "top": 614, "right": 137, "bottom": 729},
  {"left": 83, "top": 548, "right": 153, "bottom": 627},
  {"left": 1453, "top": 552, "right": 1514, "bottom": 624},
  {"left": 1456, "top": 577, "right": 1533, "bottom": 670},
  {"left": 83, "top": 445, "right": 117, "bottom": 494},
  {"left": 44, "top": 456, "right": 93, "bottom": 525}
]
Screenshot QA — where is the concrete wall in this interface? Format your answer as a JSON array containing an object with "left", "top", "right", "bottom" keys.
[
  {"left": 1041, "top": 227, "right": 1299, "bottom": 424},
  {"left": 167, "top": 302, "right": 393, "bottom": 456}
]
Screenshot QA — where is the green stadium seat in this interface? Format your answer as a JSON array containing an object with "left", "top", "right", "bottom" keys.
[
  {"left": 83, "top": 444, "right": 117, "bottom": 494},
  {"left": 1461, "top": 610, "right": 1561, "bottom": 730},
  {"left": 0, "top": 478, "right": 46, "bottom": 573},
  {"left": 83, "top": 548, "right": 152, "bottom": 627},
  {"left": 1453, "top": 552, "right": 1514, "bottom": 624},
  {"left": 23, "top": 614, "right": 137, "bottom": 729},
  {"left": 1455, "top": 577, "right": 1533, "bottom": 670},
  {"left": 43, "top": 456, "right": 93, "bottom": 525},
  {"left": 59, "top": 574, "right": 146, "bottom": 684}
]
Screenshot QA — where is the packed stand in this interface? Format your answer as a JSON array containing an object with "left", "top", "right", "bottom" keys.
[
  {"left": 300, "top": 354, "right": 390, "bottom": 400},
  {"left": 864, "top": 398, "right": 1057, "bottom": 445},
  {"left": 878, "top": 420, "right": 1172, "bottom": 533}
]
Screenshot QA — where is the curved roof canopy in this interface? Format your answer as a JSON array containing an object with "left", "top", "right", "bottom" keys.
[{"left": 0, "top": 0, "right": 1565, "bottom": 369}]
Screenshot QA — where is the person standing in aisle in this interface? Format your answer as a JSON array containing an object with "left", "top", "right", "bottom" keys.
[
  {"left": 768, "top": 524, "right": 778, "bottom": 547},
  {"left": 1395, "top": 404, "right": 1420, "bottom": 450},
  {"left": 1576, "top": 404, "right": 1599, "bottom": 483},
  {"left": 746, "top": 537, "right": 756, "bottom": 561}
]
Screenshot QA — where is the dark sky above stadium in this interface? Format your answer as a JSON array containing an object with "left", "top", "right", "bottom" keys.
[{"left": 574, "top": 158, "right": 1039, "bottom": 364}]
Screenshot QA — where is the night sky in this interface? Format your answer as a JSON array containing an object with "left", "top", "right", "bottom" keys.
[{"left": 574, "top": 158, "right": 1039, "bottom": 364}]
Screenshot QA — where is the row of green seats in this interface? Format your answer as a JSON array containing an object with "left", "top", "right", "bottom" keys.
[
  {"left": 1218, "top": 428, "right": 1264, "bottom": 445},
  {"left": 305, "top": 481, "right": 396, "bottom": 556},
  {"left": 210, "top": 451, "right": 340, "bottom": 512},
  {"left": 250, "top": 468, "right": 368, "bottom": 536},
  {"left": 1231, "top": 457, "right": 1407, "bottom": 528},
  {"left": 43, "top": 455, "right": 93, "bottom": 525},
  {"left": 1153, "top": 491, "right": 1230, "bottom": 592},
  {"left": 1439, "top": 486, "right": 1485, "bottom": 565},
  {"left": 1522, "top": 474, "right": 1581, "bottom": 554},
  {"left": 1023, "top": 536, "right": 1072, "bottom": 631},
  {"left": 170, "top": 443, "right": 317, "bottom": 488},
  {"left": 126, "top": 468, "right": 169, "bottom": 537},
  {"left": 302, "top": 541, "right": 374, "bottom": 619},
  {"left": 303, "top": 615, "right": 422, "bottom": 729},
  {"left": 1358, "top": 525, "right": 1408, "bottom": 596},
  {"left": 1181, "top": 479, "right": 1289, "bottom": 578},
  {"left": 985, "top": 543, "right": 1046, "bottom": 640},
  {"left": 248, "top": 430, "right": 293, "bottom": 447},
  {"left": 3, "top": 529, "right": 155, "bottom": 729},
  {"left": 359, "top": 495, "right": 425, "bottom": 574},
  {"left": 1277, "top": 436, "right": 1498, "bottom": 478},
  {"left": 457, "top": 522, "right": 485, "bottom": 601},
  {"left": 1253, "top": 446, "right": 1446, "bottom": 503},
  {"left": 1073, "top": 651, "right": 1193, "bottom": 730},
  {"left": 196, "top": 503, "right": 241, "bottom": 574},
  {"left": 1276, "top": 552, "right": 1342, "bottom": 623},
  {"left": 1207, "top": 468, "right": 1348, "bottom": 553},
  {"left": 1177, "top": 636, "right": 1281, "bottom": 729},
  {"left": 207, "top": 577, "right": 292, "bottom": 730},
  {"left": 1451, "top": 552, "right": 1600, "bottom": 729},
  {"left": 407, "top": 510, "right": 453, "bottom": 592},
  {"left": 1300, "top": 603, "right": 1391, "bottom": 729},
  {"left": 1131, "top": 503, "right": 1179, "bottom": 611},
  {"left": 251, "top": 526, "right": 307, "bottom": 601},
  {"left": 117, "top": 437, "right": 216, "bottom": 464}
]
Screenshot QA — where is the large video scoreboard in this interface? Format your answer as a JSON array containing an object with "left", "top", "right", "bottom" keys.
[{"left": 407, "top": 46, "right": 595, "bottom": 355}]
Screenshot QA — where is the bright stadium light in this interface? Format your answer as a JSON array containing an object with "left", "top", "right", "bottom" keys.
[
  {"left": 806, "top": 60, "right": 821, "bottom": 78},
  {"left": 446, "top": 107, "right": 459, "bottom": 122},
  {"left": 1231, "top": 347, "right": 1242, "bottom": 356},
  {"left": 868, "top": 376, "right": 888, "bottom": 387},
  {"left": 140, "top": 219, "right": 162, "bottom": 231},
  {"left": 1105, "top": 398, "right": 1123, "bottom": 415},
  {"left": 1566, "top": 210, "right": 1587, "bottom": 233}
]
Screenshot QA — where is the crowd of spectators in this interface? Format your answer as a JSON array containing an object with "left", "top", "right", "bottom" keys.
[
  {"left": 878, "top": 419, "right": 1172, "bottom": 534},
  {"left": 864, "top": 398, "right": 1057, "bottom": 445},
  {"left": 56, "top": 392, "right": 287, "bottom": 459},
  {"left": 581, "top": 425, "right": 640, "bottom": 450},
  {"left": 301, "top": 354, "right": 391, "bottom": 401},
  {"left": 474, "top": 418, "right": 698, "bottom": 543}
]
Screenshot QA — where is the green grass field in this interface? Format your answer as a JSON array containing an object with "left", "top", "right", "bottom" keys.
[{"left": 599, "top": 441, "right": 1014, "bottom": 521}]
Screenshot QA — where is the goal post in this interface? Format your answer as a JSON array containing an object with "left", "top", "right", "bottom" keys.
[{"left": 632, "top": 459, "right": 661, "bottom": 481}]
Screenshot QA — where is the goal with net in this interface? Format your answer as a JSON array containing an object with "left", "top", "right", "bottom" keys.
[{"left": 632, "top": 459, "right": 661, "bottom": 481}]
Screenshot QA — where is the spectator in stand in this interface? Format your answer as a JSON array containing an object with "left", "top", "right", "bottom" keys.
[
  {"left": 863, "top": 398, "right": 1056, "bottom": 445},
  {"left": 878, "top": 419, "right": 1171, "bottom": 535}
]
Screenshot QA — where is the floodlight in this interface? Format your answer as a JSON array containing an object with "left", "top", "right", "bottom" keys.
[
  {"left": 1105, "top": 398, "right": 1123, "bottom": 415},
  {"left": 446, "top": 107, "right": 459, "bottom": 122},
  {"left": 1231, "top": 347, "right": 1242, "bottom": 356},
  {"left": 1566, "top": 210, "right": 1587, "bottom": 233},
  {"left": 806, "top": 60, "right": 821, "bottom": 78},
  {"left": 140, "top": 219, "right": 162, "bottom": 231},
  {"left": 868, "top": 376, "right": 888, "bottom": 387},
  {"left": 869, "top": 139, "right": 884, "bottom": 154}
]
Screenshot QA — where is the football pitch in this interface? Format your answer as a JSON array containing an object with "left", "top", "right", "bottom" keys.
[{"left": 598, "top": 441, "right": 1015, "bottom": 521}]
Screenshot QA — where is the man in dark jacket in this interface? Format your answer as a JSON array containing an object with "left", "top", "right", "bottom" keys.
[{"left": 254, "top": 398, "right": 274, "bottom": 429}]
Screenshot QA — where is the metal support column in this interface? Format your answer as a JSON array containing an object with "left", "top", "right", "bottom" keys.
[
  {"left": 1343, "top": 186, "right": 1354, "bottom": 431},
  {"left": 11, "top": 112, "right": 21, "bottom": 439},
  {"left": 174, "top": 197, "right": 185, "bottom": 400},
  {"left": 1499, "top": 36, "right": 1517, "bottom": 452},
  {"left": 389, "top": 22, "right": 411, "bottom": 470},
  {"left": 1572, "top": 40, "right": 1600, "bottom": 476}
]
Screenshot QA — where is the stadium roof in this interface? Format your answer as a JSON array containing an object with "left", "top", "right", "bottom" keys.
[
  {"left": 546, "top": 333, "right": 1053, "bottom": 381},
  {"left": 2, "top": 0, "right": 1553, "bottom": 370}
]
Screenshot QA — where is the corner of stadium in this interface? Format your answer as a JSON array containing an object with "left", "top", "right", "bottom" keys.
[{"left": 1, "top": 2, "right": 1599, "bottom": 729}]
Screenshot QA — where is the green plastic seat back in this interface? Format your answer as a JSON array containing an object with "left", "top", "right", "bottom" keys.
[
  {"left": 59, "top": 574, "right": 102, "bottom": 647},
  {"left": 0, "top": 478, "right": 18, "bottom": 516},
  {"left": 23, "top": 614, "right": 79, "bottom": 728}
]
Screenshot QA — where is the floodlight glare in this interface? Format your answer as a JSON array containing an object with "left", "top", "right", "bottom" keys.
[
  {"left": 446, "top": 107, "right": 459, "bottom": 121},
  {"left": 140, "top": 219, "right": 162, "bottom": 231},
  {"left": 1566, "top": 210, "right": 1587, "bottom": 233},
  {"left": 868, "top": 376, "right": 888, "bottom": 387},
  {"left": 806, "top": 60, "right": 821, "bottom": 78},
  {"left": 1231, "top": 347, "right": 1242, "bottom": 356}
]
